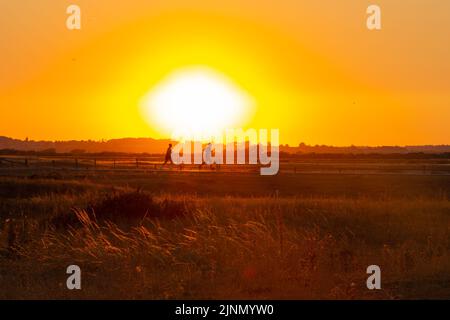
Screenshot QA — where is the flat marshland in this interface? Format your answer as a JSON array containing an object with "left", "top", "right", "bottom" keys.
[{"left": 0, "top": 161, "right": 449, "bottom": 299}]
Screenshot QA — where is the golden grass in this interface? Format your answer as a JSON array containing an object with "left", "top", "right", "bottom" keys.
[{"left": 1, "top": 187, "right": 449, "bottom": 299}]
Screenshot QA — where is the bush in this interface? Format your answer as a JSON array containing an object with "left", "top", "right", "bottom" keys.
[{"left": 49, "top": 191, "right": 190, "bottom": 228}]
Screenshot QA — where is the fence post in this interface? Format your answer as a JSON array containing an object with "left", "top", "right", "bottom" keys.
[{"left": 24, "top": 158, "right": 28, "bottom": 167}]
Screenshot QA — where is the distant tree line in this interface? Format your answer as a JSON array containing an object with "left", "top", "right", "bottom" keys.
[
  {"left": 1, "top": 148, "right": 450, "bottom": 159},
  {"left": 0, "top": 149, "right": 161, "bottom": 157}
]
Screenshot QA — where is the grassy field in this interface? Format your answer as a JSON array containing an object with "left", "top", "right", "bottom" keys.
[{"left": 0, "top": 164, "right": 449, "bottom": 299}]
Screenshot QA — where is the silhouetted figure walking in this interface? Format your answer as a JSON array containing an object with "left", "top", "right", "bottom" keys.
[
  {"left": 163, "top": 143, "right": 173, "bottom": 166},
  {"left": 204, "top": 142, "right": 212, "bottom": 165}
]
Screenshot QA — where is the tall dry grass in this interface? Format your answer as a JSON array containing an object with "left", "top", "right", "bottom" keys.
[{"left": 1, "top": 187, "right": 449, "bottom": 299}]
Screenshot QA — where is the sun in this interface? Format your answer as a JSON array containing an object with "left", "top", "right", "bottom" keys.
[{"left": 140, "top": 67, "right": 254, "bottom": 139}]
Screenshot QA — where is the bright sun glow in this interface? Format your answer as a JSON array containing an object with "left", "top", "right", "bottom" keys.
[{"left": 140, "top": 67, "right": 254, "bottom": 139}]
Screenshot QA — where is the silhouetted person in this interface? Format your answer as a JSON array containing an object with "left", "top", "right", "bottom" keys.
[
  {"left": 204, "top": 142, "right": 212, "bottom": 165},
  {"left": 203, "top": 142, "right": 216, "bottom": 170},
  {"left": 163, "top": 143, "right": 173, "bottom": 165}
]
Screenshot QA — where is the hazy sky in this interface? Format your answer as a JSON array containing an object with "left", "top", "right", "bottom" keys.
[{"left": 1, "top": 0, "right": 449, "bottom": 145}]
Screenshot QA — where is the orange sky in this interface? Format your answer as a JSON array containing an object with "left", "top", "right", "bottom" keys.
[{"left": 1, "top": 0, "right": 449, "bottom": 146}]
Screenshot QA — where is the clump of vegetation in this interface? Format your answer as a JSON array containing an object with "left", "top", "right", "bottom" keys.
[
  {"left": 91, "top": 190, "right": 158, "bottom": 222},
  {"left": 50, "top": 190, "right": 190, "bottom": 228},
  {"left": 91, "top": 190, "right": 189, "bottom": 222}
]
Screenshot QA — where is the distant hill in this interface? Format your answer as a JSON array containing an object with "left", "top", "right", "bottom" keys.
[
  {"left": 0, "top": 136, "right": 175, "bottom": 154},
  {"left": 1, "top": 136, "right": 449, "bottom": 154},
  {"left": 280, "top": 143, "right": 450, "bottom": 154}
]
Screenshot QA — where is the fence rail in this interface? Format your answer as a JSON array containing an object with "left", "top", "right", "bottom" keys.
[
  {"left": 0, "top": 156, "right": 261, "bottom": 173},
  {"left": 1, "top": 155, "right": 450, "bottom": 175}
]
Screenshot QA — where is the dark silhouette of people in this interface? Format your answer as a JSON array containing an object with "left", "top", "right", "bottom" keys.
[
  {"left": 203, "top": 142, "right": 212, "bottom": 165},
  {"left": 163, "top": 143, "right": 173, "bottom": 165}
]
